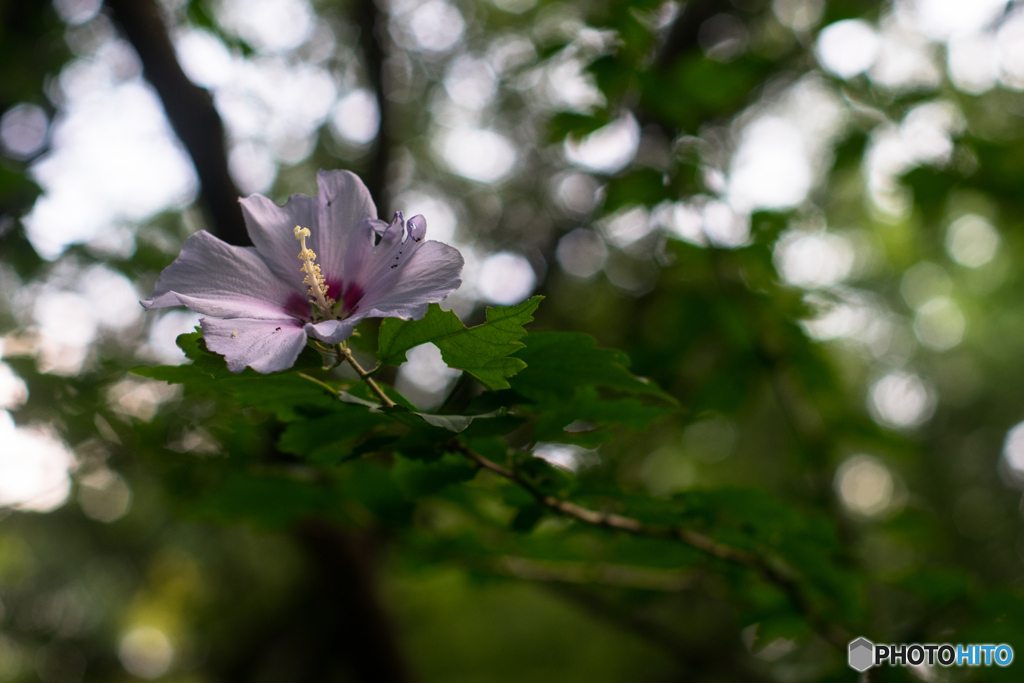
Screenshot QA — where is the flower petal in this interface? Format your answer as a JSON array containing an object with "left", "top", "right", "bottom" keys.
[
  {"left": 406, "top": 214, "right": 426, "bottom": 242},
  {"left": 303, "top": 318, "right": 361, "bottom": 345},
  {"left": 239, "top": 191, "right": 318, "bottom": 292},
  {"left": 340, "top": 213, "right": 404, "bottom": 310},
  {"left": 141, "top": 231, "right": 304, "bottom": 320},
  {"left": 354, "top": 240, "right": 464, "bottom": 320},
  {"left": 316, "top": 170, "right": 378, "bottom": 281},
  {"left": 201, "top": 317, "right": 308, "bottom": 374}
]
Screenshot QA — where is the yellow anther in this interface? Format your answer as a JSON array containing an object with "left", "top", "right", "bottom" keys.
[{"left": 293, "top": 225, "right": 336, "bottom": 319}]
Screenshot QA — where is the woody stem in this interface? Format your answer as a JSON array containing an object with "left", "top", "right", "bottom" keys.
[{"left": 338, "top": 344, "right": 395, "bottom": 408}]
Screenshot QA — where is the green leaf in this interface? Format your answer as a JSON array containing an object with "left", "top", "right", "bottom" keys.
[
  {"left": 511, "top": 504, "right": 546, "bottom": 533},
  {"left": 509, "top": 332, "right": 673, "bottom": 402},
  {"left": 131, "top": 332, "right": 340, "bottom": 421},
  {"left": 615, "top": 488, "right": 864, "bottom": 621},
  {"left": 411, "top": 408, "right": 504, "bottom": 433},
  {"left": 393, "top": 452, "right": 478, "bottom": 497},
  {"left": 337, "top": 388, "right": 504, "bottom": 433},
  {"left": 185, "top": 472, "right": 343, "bottom": 528},
  {"left": 498, "top": 333, "right": 677, "bottom": 445},
  {"left": 533, "top": 387, "right": 674, "bottom": 446},
  {"left": 276, "top": 409, "right": 390, "bottom": 464},
  {"left": 377, "top": 296, "right": 543, "bottom": 390},
  {"left": 548, "top": 111, "right": 608, "bottom": 143}
]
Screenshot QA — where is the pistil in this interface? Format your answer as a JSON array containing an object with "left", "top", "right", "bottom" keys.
[{"left": 293, "top": 226, "right": 336, "bottom": 319}]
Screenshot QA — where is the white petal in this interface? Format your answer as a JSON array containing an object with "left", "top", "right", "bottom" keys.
[
  {"left": 201, "top": 317, "right": 308, "bottom": 374},
  {"left": 356, "top": 240, "right": 463, "bottom": 320},
  {"left": 142, "top": 231, "right": 305, "bottom": 320},
  {"left": 304, "top": 318, "right": 361, "bottom": 344},
  {"left": 240, "top": 191, "right": 318, "bottom": 292},
  {"left": 316, "top": 170, "right": 378, "bottom": 280}
]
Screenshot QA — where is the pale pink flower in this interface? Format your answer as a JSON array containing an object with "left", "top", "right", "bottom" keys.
[{"left": 143, "top": 170, "right": 463, "bottom": 373}]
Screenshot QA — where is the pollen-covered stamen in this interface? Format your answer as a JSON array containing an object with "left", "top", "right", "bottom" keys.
[{"left": 293, "top": 225, "right": 337, "bottom": 319}]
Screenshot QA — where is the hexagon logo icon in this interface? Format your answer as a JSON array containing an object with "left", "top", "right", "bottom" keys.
[{"left": 848, "top": 637, "right": 874, "bottom": 672}]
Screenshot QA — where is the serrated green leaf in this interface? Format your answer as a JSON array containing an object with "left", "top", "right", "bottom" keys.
[
  {"left": 377, "top": 296, "right": 542, "bottom": 390},
  {"left": 509, "top": 332, "right": 674, "bottom": 402},
  {"left": 413, "top": 409, "right": 503, "bottom": 433},
  {"left": 131, "top": 332, "right": 341, "bottom": 421},
  {"left": 336, "top": 388, "right": 504, "bottom": 433},
  {"left": 276, "top": 409, "right": 389, "bottom": 463}
]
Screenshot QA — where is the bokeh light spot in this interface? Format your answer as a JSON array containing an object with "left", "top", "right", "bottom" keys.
[
  {"left": 408, "top": 1, "right": 465, "bottom": 53},
  {"left": 533, "top": 443, "right": 598, "bottom": 473},
  {"left": 774, "top": 231, "right": 855, "bottom": 289},
  {"left": 0, "top": 411, "right": 76, "bottom": 512},
  {"left": 0, "top": 363, "right": 28, "bottom": 410},
  {"left": 900, "top": 262, "right": 952, "bottom": 310},
  {"left": 217, "top": 0, "right": 315, "bottom": 53},
  {"left": 945, "top": 214, "right": 999, "bottom": 267},
  {"left": 444, "top": 56, "right": 498, "bottom": 110},
  {"left": 816, "top": 20, "right": 880, "bottom": 78},
  {"left": 107, "top": 378, "right": 181, "bottom": 423},
  {"left": 118, "top": 626, "right": 173, "bottom": 679},
  {"left": 553, "top": 173, "right": 599, "bottom": 216},
  {"left": 728, "top": 117, "right": 812, "bottom": 212},
  {"left": 0, "top": 104, "right": 48, "bottom": 160},
  {"left": 556, "top": 229, "right": 607, "bottom": 279},
  {"left": 330, "top": 90, "right": 380, "bottom": 145},
  {"left": 477, "top": 252, "right": 536, "bottom": 305},
  {"left": 869, "top": 371, "right": 936, "bottom": 429},
  {"left": 1001, "top": 421, "right": 1024, "bottom": 481},
  {"left": 564, "top": 114, "right": 640, "bottom": 175},
  {"left": 77, "top": 469, "right": 132, "bottom": 523},
  {"left": 395, "top": 343, "right": 462, "bottom": 411},
  {"left": 835, "top": 454, "right": 894, "bottom": 517},
  {"left": 440, "top": 128, "right": 516, "bottom": 184},
  {"left": 772, "top": 0, "right": 824, "bottom": 32},
  {"left": 913, "top": 296, "right": 965, "bottom": 351},
  {"left": 53, "top": 0, "right": 103, "bottom": 25},
  {"left": 228, "top": 141, "right": 277, "bottom": 194}
]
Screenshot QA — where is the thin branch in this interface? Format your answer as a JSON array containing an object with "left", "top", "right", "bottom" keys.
[
  {"left": 307, "top": 320, "right": 849, "bottom": 650},
  {"left": 296, "top": 372, "right": 341, "bottom": 396},
  {"left": 308, "top": 340, "right": 849, "bottom": 653},
  {"left": 339, "top": 345, "right": 395, "bottom": 408},
  {"left": 447, "top": 439, "right": 850, "bottom": 649}
]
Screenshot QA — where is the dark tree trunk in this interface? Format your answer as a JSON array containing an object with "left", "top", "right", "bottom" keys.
[{"left": 105, "top": 0, "right": 250, "bottom": 247}]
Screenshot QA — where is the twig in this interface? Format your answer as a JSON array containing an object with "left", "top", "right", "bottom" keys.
[
  {"left": 339, "top": 345, "right": 395, "bottom": 408},
  {"left": 306, "top": 335, "right": 849, "bottom": 650},
  {"left": 296, "top": 372, "right": 340, "bottom": 396},
  {"left": 447, "top": 439, "right": 850, "bottom": 649}
]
